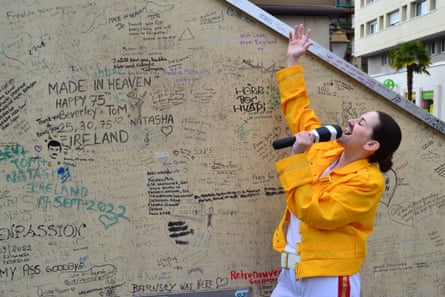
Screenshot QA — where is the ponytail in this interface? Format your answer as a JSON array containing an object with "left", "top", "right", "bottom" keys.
[{"left": 368, "top": 111, "right": 402, "bottom": 172}]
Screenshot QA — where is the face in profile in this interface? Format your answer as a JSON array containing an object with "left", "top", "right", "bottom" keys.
[{"left": 338, "top": 111, "right": 380, "bottom": 150}]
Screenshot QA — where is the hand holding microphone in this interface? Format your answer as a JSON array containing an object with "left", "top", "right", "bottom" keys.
[{"left": 272, "top": 125, "right": 343, "bottom": 150}]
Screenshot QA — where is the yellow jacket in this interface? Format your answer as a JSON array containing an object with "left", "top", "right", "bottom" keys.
[{"left": 273, "top": 65, "right": 384, "bottom": 279}]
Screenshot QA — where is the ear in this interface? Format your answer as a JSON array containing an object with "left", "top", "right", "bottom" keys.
[{"left": 364, "top": 140, "right": 380, "bottom": 152}]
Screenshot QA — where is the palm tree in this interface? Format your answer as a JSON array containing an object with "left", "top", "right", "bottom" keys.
[{"left": 389, "top": 41, "right": 431, "bottom": 102}]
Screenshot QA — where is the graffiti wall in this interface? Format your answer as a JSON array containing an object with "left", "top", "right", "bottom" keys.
[{"left": 0, "top": 0, "right": 444, "bottom": 296}]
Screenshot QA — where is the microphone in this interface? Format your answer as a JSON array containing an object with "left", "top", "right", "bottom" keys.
[{"left": 272, "top": 125, "right": 343, "bottom": 150}]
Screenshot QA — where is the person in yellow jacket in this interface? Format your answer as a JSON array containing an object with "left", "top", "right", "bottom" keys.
[{"left": 271, "top": 24, "right": 402, "bottom": 297}]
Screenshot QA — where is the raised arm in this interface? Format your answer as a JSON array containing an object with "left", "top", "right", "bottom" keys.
[
  {"left": 276, "top": 25, "right": 318, "bottom": 145},
  {"left": 287, "top": 24, "right": 313, "bottom": 66}
]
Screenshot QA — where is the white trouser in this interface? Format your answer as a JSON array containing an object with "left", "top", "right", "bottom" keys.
[{"left": 271, "top": 265, "right": 360, "bottom": 297}]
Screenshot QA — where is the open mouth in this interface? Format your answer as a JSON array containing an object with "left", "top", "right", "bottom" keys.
[{"left": 343, "top": 124, "right": 353, "bottom": 135}]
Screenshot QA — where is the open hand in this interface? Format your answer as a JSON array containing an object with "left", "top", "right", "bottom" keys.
[{"left": 287, "top": 24, "right": 313, "bottom": 66}]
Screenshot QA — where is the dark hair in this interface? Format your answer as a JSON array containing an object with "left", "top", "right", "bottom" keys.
[
  {"left": 368, "top": 111, "right": 402, "bottom": 172},
  {"left": 48, "top": 140, "right": 62, "bottom": 149}
]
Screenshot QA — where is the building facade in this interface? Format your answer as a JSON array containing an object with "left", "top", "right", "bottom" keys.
[
  {"left": 354, "top": 0, "right": 445, "bottom": 120},
  {"left": 252, "top": 0, "right": 354, "bottom": 54}
]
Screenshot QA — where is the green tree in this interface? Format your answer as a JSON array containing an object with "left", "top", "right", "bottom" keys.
[{"left": 389, "top": 41, "right": 431, "bottom": 102}]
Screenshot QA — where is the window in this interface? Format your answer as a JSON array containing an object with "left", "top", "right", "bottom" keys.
[
  {"left": 430, "top": 0, "right": 436, "bottom": 10},
  {"left": 421, "top": 91, "right": 434, "bottom": 114},
  {"left": 429, "top": 41, "right": 436, "bottom": 55},
  {"left": 361, "top": 0, "right": 376, "bottom": 8},
  {"left": 381, "top": 54, "right": 387, "bottom": 65},
  {"left": 401, "top": 5, "right": 408, "bottom": 21},
  {"left": 441, "top": 39, "right": 445, "bottom": 52},
  {"left": 367, "top": 20, "right": 378, "bottom": 35},
  {"left": 414, "top": 0, "right": 427, "bottom": 17},
  {"left": 388, "top": 10, "right": 400, "bottom": 26}
]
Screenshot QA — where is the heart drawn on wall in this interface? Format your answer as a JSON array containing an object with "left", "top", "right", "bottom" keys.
[
  {"left": 388, "top": 201, "right": 414, "bottom": 228},
  {"left": 161, "top": 125, "right": 173, "bottom": 137}
]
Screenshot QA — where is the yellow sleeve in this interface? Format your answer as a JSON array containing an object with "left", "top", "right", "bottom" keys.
[
  {"left": 276, "top": 65, "right": 320, "bottom": 134},
  {"left": 275, "top": 153, "right": 313, "bottom": 191}
]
